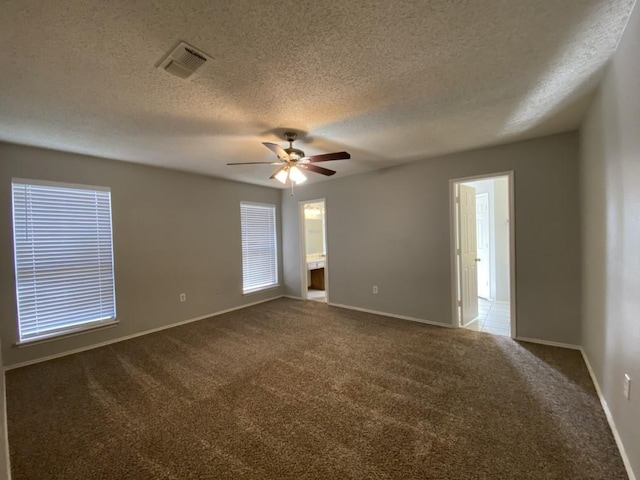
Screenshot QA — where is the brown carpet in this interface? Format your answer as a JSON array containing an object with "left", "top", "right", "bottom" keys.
[{"left": 6, "top": 298, "right": 627, "bottom": 479}]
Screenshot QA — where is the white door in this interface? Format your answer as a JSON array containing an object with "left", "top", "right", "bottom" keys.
[
  {"left": 459, "top": 185, "right": 479, "bottom": 325},
  {"left": 476, "top": 193, "right": 490, "bottom": 299}
]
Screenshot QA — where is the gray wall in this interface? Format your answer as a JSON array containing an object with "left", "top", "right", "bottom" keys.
[
  {"left": 580, "top": 3, "right": 640, "bottom": 477},
  {"left": 0, "top": 143, "right": 283, "bottom": 367},
  {"left": 282, "top": 132, "right": 581, "bottom": 345}
]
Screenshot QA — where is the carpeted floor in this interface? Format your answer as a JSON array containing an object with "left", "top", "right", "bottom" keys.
[{"left": 6, "top": 298, "right": 627, "bottom": 479}]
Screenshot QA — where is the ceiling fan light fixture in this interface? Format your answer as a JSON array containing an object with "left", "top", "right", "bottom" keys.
[
  {"left": 274, "top": 168, "right": 289, "bottom": 184},
  {"left": 227, "top": 132, "right": 350, "bottom": 186},
  {"left": 289, "top": 166, "right": 307, "bottom": 184}
]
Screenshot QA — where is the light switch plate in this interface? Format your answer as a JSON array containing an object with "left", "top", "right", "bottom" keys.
[{"left": 624, "top": 374, "right": 631, "bottom": 400}]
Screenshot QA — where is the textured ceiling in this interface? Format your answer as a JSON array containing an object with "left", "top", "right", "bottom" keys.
[{"left": 0, "top": 0, "right": 636, "bottom": 188}]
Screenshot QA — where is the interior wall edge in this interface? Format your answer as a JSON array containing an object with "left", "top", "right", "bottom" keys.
[{"left": 0, "top": 141, "right": 280, "bottom": 192}]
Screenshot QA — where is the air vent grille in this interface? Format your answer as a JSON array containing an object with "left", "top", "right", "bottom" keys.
[
  {"left": 157, "top": 41, "right": 209, "bottom": 80},
  {"left": 177, "top": 48, "right": 207, "bottom": 70}
]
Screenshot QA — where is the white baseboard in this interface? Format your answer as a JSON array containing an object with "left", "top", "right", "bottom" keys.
[
  {"left": 328, "top": 302, "right": 452, "bottom": 328},
  {"left": 4, "top": 295, "right": 283, "bottom": 371},
  {"left": 462, "top": 317, "right": 481, "bottom": 328},
  {"left": 581, "top": 349, "right": 636, "bottom": 480},
  {"left": 283, "top": 295, "right": 304, "bottom": 300},
  {"left": 515, "top": 336, "right": 581, "bottom": 350}
]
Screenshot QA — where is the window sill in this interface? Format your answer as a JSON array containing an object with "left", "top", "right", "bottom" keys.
[
  {"left": 14, "top": 320, "right": 119, "bottom": 348},
  {"left": 242, "top": 285, "right": 281, "bottom": 296}
]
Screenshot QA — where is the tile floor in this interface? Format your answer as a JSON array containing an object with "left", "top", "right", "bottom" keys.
[
  {"left": 465, "top": 298, "right": 511, "bottom": 337},
  {"left": 307, "top": 289, "right": 326, "bottom": 303}
]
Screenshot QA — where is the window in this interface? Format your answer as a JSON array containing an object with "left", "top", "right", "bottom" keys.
[
  {"left": 11, "top": 179, "right": 116, "bottom": 343},
  {"left": 240, "top": 202, "right": 278, "bottom": 294}
]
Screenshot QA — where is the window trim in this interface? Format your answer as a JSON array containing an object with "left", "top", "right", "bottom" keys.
[
  {"left": 11, "top": 178, "right": 117, "bottom": 345},
  {"left": 14, "top": 320, "right": 119, "bottom": 348},
  {"left": 11, "top": 177, "right": 111, "bottom": 193},
  {"left": 240, "top": 201, "right": 279, "bottom": 295}
]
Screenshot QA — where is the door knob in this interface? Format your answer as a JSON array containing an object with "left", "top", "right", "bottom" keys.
[{"left": 475, "top": 258, "right": 481, "bottom": 262}]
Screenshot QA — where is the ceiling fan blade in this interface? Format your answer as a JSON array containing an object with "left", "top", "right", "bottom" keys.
[
  {"left": 263, "top": 142, "right": 291, "bottom": 161},
  {"left": 227, "top": 161, "right": 283, "bottom": 165},
  {"left": 301, "top": 151, "right": 350, "bottom": 163},
  {"left": 269, "top": 167, "right": 287, "bottom": 180},
  {"left": 301, "top": 164, "right": 336, "bottom": 176}
]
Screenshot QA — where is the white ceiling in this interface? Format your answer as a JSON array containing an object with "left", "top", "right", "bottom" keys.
[{"left": 0, "top": 0, "right": 636, "bottom": 188}]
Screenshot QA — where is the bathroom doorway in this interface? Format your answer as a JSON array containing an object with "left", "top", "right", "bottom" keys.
[
  {"left": 450, "top": 173, "right": 515, "bottom": 337},
  {"left": 300, "top": 199, "right": 327, "bottom": 303}
]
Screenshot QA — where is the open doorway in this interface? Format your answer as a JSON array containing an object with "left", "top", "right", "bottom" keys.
[
  {"left": 450, "top": 172, "right": 516, "bottom": 338},
  {"left": 300, "top": 199, "right": 327, "bottom": 303}
]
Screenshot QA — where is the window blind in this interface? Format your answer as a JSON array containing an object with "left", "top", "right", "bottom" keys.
[
  {"left": 11, "top": 180, "right": 116, "bottom": 342},
  {"left": 240, "top": 202, "right": 278, "bottom": 294}
]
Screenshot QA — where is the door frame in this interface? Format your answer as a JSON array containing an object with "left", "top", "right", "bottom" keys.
[
  {"left": 299, "top": 198, "right": 329, "bottom": 301},
  {"left": 449, "top": 171, "right": 516, "bottom": 338}
]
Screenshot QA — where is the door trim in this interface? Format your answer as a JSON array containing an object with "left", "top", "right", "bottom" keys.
[
  {"left": 298, "top": 198, "right": 329, "bottom": 302},
  {"left": 449, "top": 171, "right": 516, "bottom": 338}
]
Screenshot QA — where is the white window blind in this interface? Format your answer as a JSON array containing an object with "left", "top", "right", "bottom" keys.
[
  {"left": 11, "top": 180, "right": 116, "bottom": 343},
  {"left": 240, "top": 202, "right": 278, "bottom": 294}
]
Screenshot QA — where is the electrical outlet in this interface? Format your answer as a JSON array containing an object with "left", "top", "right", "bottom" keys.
[
  {"left": 624, "top": 374, "right": 631, "bottom": 400},
  {"left": 373, "top": 285, "right": 378, "bottom": 294},
  {"left": 179, "top": 293, "right": 186, "bottom": 303}
]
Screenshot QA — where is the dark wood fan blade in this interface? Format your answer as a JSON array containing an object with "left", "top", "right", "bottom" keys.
[
  {"left": 301, "top": 164, "right": 336, "bottom": 176},
  {"left": 227, "top": 161, "right": 283, "bottom": 165},
  {"left": 301, "top": 151, "right": 350, "bottom": 163},
  {"left": 269, "top": 167, "right": 287, "bottom": 180},
  {"left": 263, "top": 142, "right": 291, "bottom": 160}
]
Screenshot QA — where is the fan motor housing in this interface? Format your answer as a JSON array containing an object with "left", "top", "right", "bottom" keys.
[{"left": 285, "top": 147, "right": 305, "bottom": 160}]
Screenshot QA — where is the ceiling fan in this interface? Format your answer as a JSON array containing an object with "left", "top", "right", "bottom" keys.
[{"left": 227, "top": 132, "right": 350, "bottom": 185}]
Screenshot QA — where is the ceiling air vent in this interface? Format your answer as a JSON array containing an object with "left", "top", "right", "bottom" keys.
[{"left": 157, "top": 41, "right": 209, "bottom": 79}]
